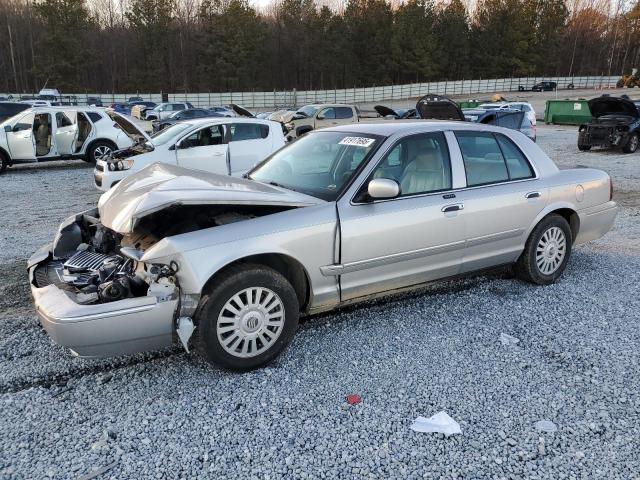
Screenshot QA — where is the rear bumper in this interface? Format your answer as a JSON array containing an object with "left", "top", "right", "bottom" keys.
[
  {"left": 28, "top": 248, "right": 177, "bottom": 357},
  {"left": 575, "top": 201, "right": 618, "bottom": 245}
]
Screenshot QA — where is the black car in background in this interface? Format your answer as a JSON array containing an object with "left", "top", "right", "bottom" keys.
[
  {"left": 86, "top": 97, "right": 103, "bottom": 106},
  {"left": 578, "top": 95, "right": 640, "bottom": 153},
  {"left": 0, "top": 102, "right": 30, "bottom": 123},
  {"left": 518, "top": 81, "right": 558, "bottom": 92},
  {"left": 151, "top": 108, "right": 223, "bottom": 132}
]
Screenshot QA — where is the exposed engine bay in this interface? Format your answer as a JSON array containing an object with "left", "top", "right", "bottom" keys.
[{"left": 32, "top": 205, "right": 289, "bottom": 306}]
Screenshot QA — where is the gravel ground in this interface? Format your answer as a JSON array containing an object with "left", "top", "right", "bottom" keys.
[{"left": 1, "top": 126, "right": 639, "bottom": 479}]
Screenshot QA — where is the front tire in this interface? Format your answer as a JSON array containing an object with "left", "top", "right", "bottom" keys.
[
  {"left": 622, "top": 132, "right": 639, "bottom": 153},
  {"left": 196, "top": 264, "right": 300, "bottom": 371},
  {"left": 86, "top": 140, "right": 116, "bottom": 164},
  {"left": 578, "top": 144, "right": 591, "bottom": 151},
  {"left": 515, "top": 214, "right": 572, "bottom": 285}
]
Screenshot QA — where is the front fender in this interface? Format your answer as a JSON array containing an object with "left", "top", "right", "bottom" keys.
[{"left": 140, "top": 207, "right": 340, "bottom": 310}]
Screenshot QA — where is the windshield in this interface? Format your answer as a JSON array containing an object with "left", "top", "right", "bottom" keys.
[
  {"left": 249, "top": 131, "right": 383, "bottom": 201},
  {"left": 150, "top": 123, "right": 192, "bottom": 145},
  {"left": 296, "top": 105, "right": 318, "bottom": 118}
]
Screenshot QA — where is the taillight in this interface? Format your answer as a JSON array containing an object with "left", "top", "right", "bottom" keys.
[{"left": 609, "top": 177, "right": 613, "bottom": 201}]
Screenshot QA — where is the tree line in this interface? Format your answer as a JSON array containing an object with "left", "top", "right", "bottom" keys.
[{"left": 1, "top": 0, "right": 639, "bottom": 94}]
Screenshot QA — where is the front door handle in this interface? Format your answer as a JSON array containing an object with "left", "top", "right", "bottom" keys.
[
  {"left": 212, "top": 152, "right": 224, "bottom": 156},
  {"left": 526, "top": 191, "right": 541, "bottom": 199},
  {"left": 442, "top": 203, "right": 464, "bottom": 213}
]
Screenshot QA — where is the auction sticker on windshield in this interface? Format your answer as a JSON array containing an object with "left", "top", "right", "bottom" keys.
[{"left": 339, "top": 137, "right": 376, "bottom": 147}]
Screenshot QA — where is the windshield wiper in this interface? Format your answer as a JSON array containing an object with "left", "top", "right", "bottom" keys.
[{"left": 267, "top": 181, "right": 297, "bottom": 192}]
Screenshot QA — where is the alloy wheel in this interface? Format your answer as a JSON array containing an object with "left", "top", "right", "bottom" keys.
[
  {"left": 216, "top": 287, "right": 285, "bottom": 358},
  {"left": 535, "top": 226, "right": 567, "bottom": 275},
  {"left": 94, "top": 145, "right": 112, "bottom": 160}
]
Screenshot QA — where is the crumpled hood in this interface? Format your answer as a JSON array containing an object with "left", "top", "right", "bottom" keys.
[
  {"left": 588, "top": 96, "right": 639, "bottom": 119},
  {"left": 98, "top": 163, "right": 325, "bottom": 233}
]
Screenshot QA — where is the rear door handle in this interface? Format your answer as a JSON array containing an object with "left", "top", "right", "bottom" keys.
[
  {"left": 526, "top": 191, "right": 541, "bottom": 199},
  {"left": 442, "top": 203, "right": 464, "bottom": 213}
]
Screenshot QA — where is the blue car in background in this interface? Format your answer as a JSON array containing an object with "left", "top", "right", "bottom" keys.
[{"left": 109, "top": 103, "right": 131, "bottom": 115}]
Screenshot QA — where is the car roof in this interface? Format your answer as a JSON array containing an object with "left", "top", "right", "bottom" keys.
[
  {"left": 22, "top": 106, "right": 106, "bottom": 113},
  {"left": 178, "top": 117, "right": 278, "bottom": 127},
  {"left": 321, "top": 120, "right": 519, "bottom": 136}
]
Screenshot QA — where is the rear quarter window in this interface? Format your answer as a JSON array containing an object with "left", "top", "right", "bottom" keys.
[{"left": 87, "top": 112, "right": 103, "bottom": 123}]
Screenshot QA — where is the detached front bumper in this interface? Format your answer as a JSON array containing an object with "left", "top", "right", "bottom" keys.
[{"left": 28, "top": 246, "right": 177, "bottom": 358}]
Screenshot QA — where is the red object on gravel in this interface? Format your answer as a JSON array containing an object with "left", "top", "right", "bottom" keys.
[{"left": 346, "top": 394, "right": 361, "bottom": 405}]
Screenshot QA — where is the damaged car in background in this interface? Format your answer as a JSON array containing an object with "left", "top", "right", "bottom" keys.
[
  {"left": 578, "top": 95, "right": 640, "bottom": 153},
  {"left": 29, "top": 122, "right": 617, "bottom": 370}
]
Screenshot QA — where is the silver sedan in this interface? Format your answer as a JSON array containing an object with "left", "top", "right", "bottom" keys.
[{"left": 28, "top": 122, "right": 618, "bottom": 370}]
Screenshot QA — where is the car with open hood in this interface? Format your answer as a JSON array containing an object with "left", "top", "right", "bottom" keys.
[
  {"left": 0, "top": 106, "right": 149, "bottom": 174},
  {"left": 94, "top": 117, "right": 285, "bottom": 191},
  {"left": 29, "top": 121, "right": 617, "bottom": 370},
  {"left": 151, "top": 108, "right": 224, "bottom": 133},
  {"left": 578, "top": 95, "right": 640, "bottom": 153}
]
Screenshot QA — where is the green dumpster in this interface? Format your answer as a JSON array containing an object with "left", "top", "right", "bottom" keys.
[
  {"left": 458, "top": 100, "right": 482, "bottom": 109},
  {"left": 544, "top": 100, "right": 592, "bottom": 125}
]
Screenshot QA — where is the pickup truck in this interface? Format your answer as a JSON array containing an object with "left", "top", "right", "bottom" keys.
[{"left": 284, "top": 104, "right": 363, "bottom": 140}]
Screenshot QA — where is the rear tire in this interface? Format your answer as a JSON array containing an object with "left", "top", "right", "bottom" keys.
[
  {"left": 86, "top": 140, "right": 116, "bottom": 164},
  {"left": 0, "top": 152, "right": 8, "bottom": 174},
  {"left": 515, "top": 214, "right": 572, "bottom": 285},
  {"left": 622, "top": 133, "right": 639, "bottom": 153},
  {"left": 196, "top": 264, "right": 299, "bottom": 371}
]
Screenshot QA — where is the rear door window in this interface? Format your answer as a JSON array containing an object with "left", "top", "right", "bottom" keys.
[
  {"left": 335, "top": 107, "right": 354, "bottom": 119},
  {"left": 455, "top": 131, "right": 509, "bottom": 186},
  {"left": 230, "top": 123, "right": 269, "bottom": 141},
  {"left": 455, "top": 131, "right": 534, "bottom": 186},
  {"left": 495, "top": 134, "right": 534, "bottom": 180}
]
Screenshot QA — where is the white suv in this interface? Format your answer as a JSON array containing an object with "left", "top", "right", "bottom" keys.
[
  {"left": 143, "top": 102, "right": 194, "bottom": 121},
  {"left": 0, "top": 107, "right": 149, "bottom": 174},
  {"left": 94, "top": 118, "right": 285, "bottom": 191}
]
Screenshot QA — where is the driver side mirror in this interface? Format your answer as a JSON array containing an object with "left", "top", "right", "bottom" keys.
[
  {"left": 3, "top": 125, "right": 11, "bottom": 133},
  {"left": 367, "top": 178, "right": 400, "bottom": 200},
  {"left": 316, "top": 113, "right": 325, "bottom": 120}
]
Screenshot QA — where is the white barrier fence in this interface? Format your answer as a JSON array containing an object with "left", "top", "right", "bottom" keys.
[{"left": 7, "top": 75, "right": 619, "bottom": 110}]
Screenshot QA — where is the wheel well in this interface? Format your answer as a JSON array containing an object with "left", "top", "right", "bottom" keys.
[
  {"left": 87, "top": 138, "right": 117, "bottom": 152},
  {"left": 203, "top": 253, "right": 310, "bottom": 311},
  {"left": 549, "top": 208, "right": 580, "bottom": 242}
]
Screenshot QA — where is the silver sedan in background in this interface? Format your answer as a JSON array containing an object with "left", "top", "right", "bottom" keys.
[{"left": 28, "top": 122, "right": 618, "bottom": 370}]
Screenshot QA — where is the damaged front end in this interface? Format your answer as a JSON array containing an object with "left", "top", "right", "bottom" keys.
[
  {"left": 28, "top": 209, "right": 187, "bottom": 357},
  {"left": 29, "top": 163, "right": 323, "bottom": 358}
]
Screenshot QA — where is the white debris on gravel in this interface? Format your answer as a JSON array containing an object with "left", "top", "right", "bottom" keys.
[
  {"left": 0, "top": 126, "right": 639, "bottom": 478},
  {"left": 499, "top": 332, "right": 520, "bottom": 346},
  {"left": 535, "top": 420, "right": 558, "bottom": 433},
  {"left": 411, "top": 411, "right": 462, "bottom": 436}
]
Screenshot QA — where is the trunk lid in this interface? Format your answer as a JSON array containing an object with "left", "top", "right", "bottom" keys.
[
  {"left": 98, "top": 163, "right": 324, "bottom": 233},
  {"left": 416, "top": 94, "right": 465, "bottom": 121}
]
